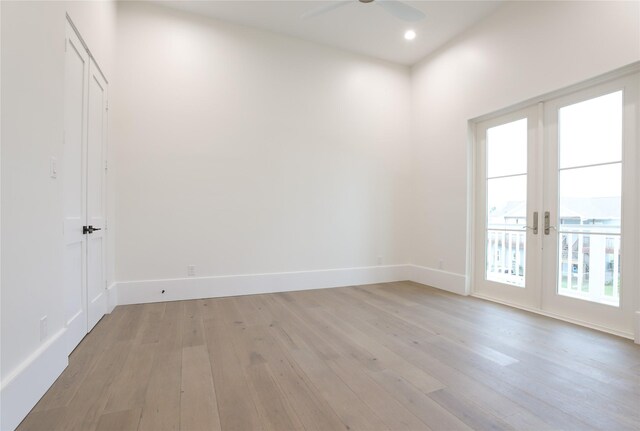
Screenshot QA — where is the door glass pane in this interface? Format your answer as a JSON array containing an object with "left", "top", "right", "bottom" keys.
[
  {"left": 559, "top": 91, "right": 622, "bottom": 169},
  {"left": 485, "top": 118, "right": 528, "bottom": 288},
  {"left": 487, "top": 118, "right": 527, "bottom": 177},
  {"left": 557, "top": 91, "right": 623, "bottom": 307},
  {"left": 487, "top": 175, "right": 527, "bottom": 230},
  {"left": 486, "top": 176, "right": 527, "bottom": 286},
  {"left": 559, "top": 164, "right": 621, "bottom": 233},
  {"left": 486, "top": 230, "right": 526, "bottom": 287},
  {"left": 558, "top": 233, "right": 620, "bottom": 306}
]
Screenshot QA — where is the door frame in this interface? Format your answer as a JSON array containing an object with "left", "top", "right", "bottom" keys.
[{"left": 468, "top": 62, "right": 640, "bottom": 341}]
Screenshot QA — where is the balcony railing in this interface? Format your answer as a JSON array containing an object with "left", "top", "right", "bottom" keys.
[
  {"left": 486, "top": 226, "right": 620, "bottom": 306},
  {"left": 558, "top": 228, "right": 620, "bottom": 307},
  {"left": 486, "top": 229, "right": 526, "bottom": 287}
]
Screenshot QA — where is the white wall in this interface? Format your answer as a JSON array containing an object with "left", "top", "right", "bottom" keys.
[
  {"left": 410, "top": 0, "right": 640, "bottom": 280},
  {"left": 0, "top": 2, "right": 115, "bottom": 429},
  {"left": 112, "top": 2, "right": 412, "bottom": 285},
  {"left": 2, "top": 0, "right": 638, "bottom": 428}
]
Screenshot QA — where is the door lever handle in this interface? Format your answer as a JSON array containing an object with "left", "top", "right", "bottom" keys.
[
  {"left": 544, "top": 211, "right": 556, "bottom": 235},
  {"left": 523, "top": 211, "right": 538, "bottom": 234},
  {"left": 531, "top": 211, "right": 538, "bottom": 234},
  {"left": 83, "top": 225, "right": 101, "bottom": 234}
]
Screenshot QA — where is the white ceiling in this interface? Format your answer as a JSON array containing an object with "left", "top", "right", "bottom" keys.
[{"left": 155, "top": 1, "right": 504, "bottom": 65}]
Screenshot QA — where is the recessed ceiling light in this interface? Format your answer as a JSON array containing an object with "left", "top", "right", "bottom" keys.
[{"left": 404, "top": 30, "right": 416, "bottom": 41}]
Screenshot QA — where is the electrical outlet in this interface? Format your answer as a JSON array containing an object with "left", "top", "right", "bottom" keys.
[
  {"left": 438, "top": 260, "right": 444, "bottom": 270},
  {"left": 40, "top": 316, "right": 48, "bottom": 341},
  {"left": 377, "top": 256, "right": 383, "bottom": 265},
  {"left": 187, "top": 265, "right": 196, "bottom": 277}
]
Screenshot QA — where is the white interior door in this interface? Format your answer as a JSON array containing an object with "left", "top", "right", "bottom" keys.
[
  {"left": 86, "top": 59, "right": 108, "bottom": 331},
  {"left": 474, "top": 70, "right": 639, "bottom": 338},
  {"left": 63, "top": 20, "right": 89, "bottom": 353}
]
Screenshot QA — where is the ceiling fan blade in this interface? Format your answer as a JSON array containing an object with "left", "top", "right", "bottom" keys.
[
  {"left": 376, "top": 0, "right": 425, "bottom": 22},
  {"left": 301, "top": 1, "right": 351, "bottom": 20}
]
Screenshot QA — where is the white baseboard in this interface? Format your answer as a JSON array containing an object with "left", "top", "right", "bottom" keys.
[
  {"left": 117, "top": 265, "right": 413, "bottom": 305},
  {"left": 0, "top": 328, "right": 68, "bottom": 431},
  {"left": 407, "top": 265, "right": 468, "bottom": 296},
  {"left": 65, "top": 310, "right": 86, "bottom": 356},
  {"left": 106, "top": 282, "right": 118, "bottom": 313}
]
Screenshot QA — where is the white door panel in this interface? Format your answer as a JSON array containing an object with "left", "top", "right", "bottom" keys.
[
  {"left": 63, "top": 21, "right": 88, "bottom": 354},
  {"left": 87, "top": 59, "right": 108, "bottom": 330},
  {"left": 87, "top": 236, "right": 105, "bottom": 329}
]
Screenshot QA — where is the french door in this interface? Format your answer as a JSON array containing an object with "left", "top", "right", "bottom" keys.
[
  {"left": 474, "top": 106, "right": 542, "bottom": 309},
  {"left": 474, "top": 71, "right": 639, "bottom": 337}
]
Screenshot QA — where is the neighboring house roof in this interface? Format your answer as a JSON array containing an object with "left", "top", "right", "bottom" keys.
[
  {"left": 490, "top": 197, "right": 620, "bottom": 221},
  {"left": 559, "top": 197, "right": 620, "bottom": 220}
]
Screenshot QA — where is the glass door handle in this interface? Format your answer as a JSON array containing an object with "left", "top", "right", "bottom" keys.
[{"left": 544, "top": 211, "right": 557, "bottom": 235}]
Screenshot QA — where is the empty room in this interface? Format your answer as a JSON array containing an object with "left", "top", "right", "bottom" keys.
[{"left": 1, "top": 0, "right": 639, "bottom": 430}]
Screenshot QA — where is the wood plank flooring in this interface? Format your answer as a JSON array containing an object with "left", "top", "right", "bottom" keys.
[{"left": 17, "top": 282, "right": 640, "bottom": 431}]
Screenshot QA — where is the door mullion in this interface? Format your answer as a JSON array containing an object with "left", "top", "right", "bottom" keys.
[{"left": 535, "top": 102, "right": 545, "bottom": 308}]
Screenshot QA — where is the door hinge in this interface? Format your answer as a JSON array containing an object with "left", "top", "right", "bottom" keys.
[
  {"left": 105, "top": 160, "right": 108, "bottom": 171},
  {"left": 106, "top": 100, "right": 109, "bottom": 112}
]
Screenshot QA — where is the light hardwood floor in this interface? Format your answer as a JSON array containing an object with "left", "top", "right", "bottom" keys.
[{"left": 17, "top": 282, "right": 640, "bottom": 431}]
